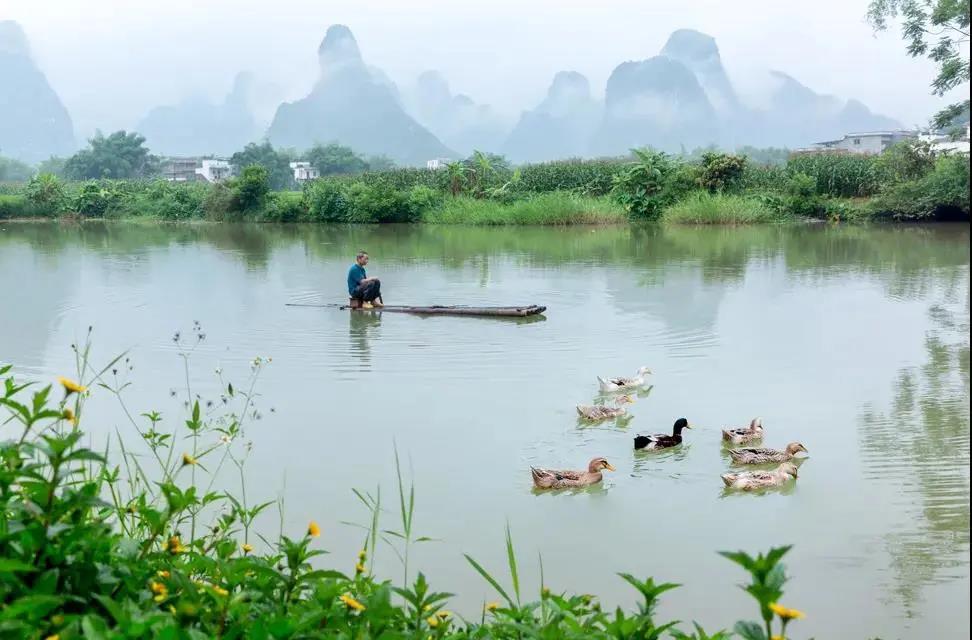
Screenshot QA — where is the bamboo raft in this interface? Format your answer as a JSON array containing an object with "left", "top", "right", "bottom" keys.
[{"left": 286, "top": 303, "right": 547, "bottom": 317}]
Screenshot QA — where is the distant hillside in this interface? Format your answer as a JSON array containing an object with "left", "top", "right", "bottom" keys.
[
  {"left": 0, "top": 21, "right": 74, "bottom": 163},
  {"left": 503, "top": 71, "right": 601, "bottom": 163},
  {"left": 267, "top": 25, "right": 452, "bottom": 165},
  {"left": 406, "top": 70, "right": 508, "bottom": 156},
  {"left": 136, "top": 72, "right": 260, "bottom": 157},
  {"left": 593, "top": 55, "right": 718, "bottom": 156}
]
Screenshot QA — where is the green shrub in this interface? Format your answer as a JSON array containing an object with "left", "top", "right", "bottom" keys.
[
  {"left": 661, "top": 192, "right": 784, "bottom": 224},
  {"left": 345, "top": 181, "right": 416, "bottom": 223},
  {"left": 783, "top": 172, "right": 823, "bottom": 218},
  {"left": 73, "top": 180, "right": 124, "bottom": 217},
  {"left": 24, "top": 173, "right": 66, "bottom": 213},
  {"left": 263, "top": 190, "right": 307, "bottom": 222},
  {"left": 611, "top": 149, "right": 685, "bottom": 220},
  {"left": 822, "top": 198, "right": 874, "bottom": 223},
  {"left": 143, "top": 182, "right": 207, "bottom": 220},
  {"left": 406, "top": 184, "right": 441, "bottom": 216},
  {"left": 304, "top": 179, "right": 350, "bottom": 222},
  {"left": 875, "top": 139, "right": 936, "bottom": 183},
  {"left": 235, "top": 165, "right": 271, "bottom": 211},
  {"left": 697, "top": 152, "right": 747, "bottom": 192},
  {"left": 871, "top": 153, "right": 971, "bottom": 220},
  {"left": 202, "top": 183, "right": 239, "bottom": 221}
]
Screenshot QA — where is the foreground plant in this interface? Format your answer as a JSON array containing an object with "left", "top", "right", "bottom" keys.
[{"left": 2, "top": 338, "right": 817, "bottom": 638}]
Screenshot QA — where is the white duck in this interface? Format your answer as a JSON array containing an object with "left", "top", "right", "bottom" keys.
[{"left": 597, "top": 366, "right": 652, "bottom": 393}]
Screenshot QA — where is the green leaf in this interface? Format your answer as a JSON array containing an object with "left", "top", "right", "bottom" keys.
[
  {"left": 505, "top": 522, "right": 521, "bottom": 605},
  {"left": 734, "top": 620, "right": 767, "bottom": 640},
  {"left": 0, "top": 594, "right": 65, "bottom": 620},
  {"left": 464, "top": 553, "right": 515, "bottom": 609},
  {"left": 0, "top": 559, "right": 36, "bottom": 573}
]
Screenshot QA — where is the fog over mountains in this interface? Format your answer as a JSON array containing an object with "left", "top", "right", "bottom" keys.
[
  {"left": 1, "top": 21, "right": 904, "bottom": 165},
  {"left": 0, "top": 20, "right": 74, "bottom": 163}
]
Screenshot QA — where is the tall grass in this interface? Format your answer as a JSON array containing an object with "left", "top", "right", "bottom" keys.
[
  {"left": 786, "top": 153, "right": 889, "bottom": 197},
  {"left": 661, "top": 192, "right": 785, "bottom": 224},
  {"left": 424, "top": 192, "right": 627, "bottom": 225}
]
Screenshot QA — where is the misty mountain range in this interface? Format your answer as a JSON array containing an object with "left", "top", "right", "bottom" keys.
[{"left": 1, "top": 20, "right": 903, "bottom": 166}]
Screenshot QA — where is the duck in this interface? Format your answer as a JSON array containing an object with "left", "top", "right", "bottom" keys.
[
  {"left": 530, "top": 457, "right": 615, "bottom": 490},
  {"left": 597, "top": 366, "right": 652, "bottom": 392},
  {"left": 576, "top": 395, "right": 634, "bottom": 421},
  {"left": 721, "top": 462, "right": 798, "bottom": 491},
  {"left": 721, "top": 417, "right": 764, "bottom": 445},
  {"left": 633, "top": 418, "right": 691, "bottom": 450},
  {"left": 728, "top": 442, "right": 808, "bottom": 465}
]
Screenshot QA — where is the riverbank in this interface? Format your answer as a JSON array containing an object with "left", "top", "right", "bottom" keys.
[{"left": 1, "top": 148, "right": 968, "bottom": 225}]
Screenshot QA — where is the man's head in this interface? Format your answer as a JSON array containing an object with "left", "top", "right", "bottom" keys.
[{"left": 356, "top": 251, "right": 369, "bottom": 266}]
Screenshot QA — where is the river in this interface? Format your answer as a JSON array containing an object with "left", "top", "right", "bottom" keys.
[{"left": 1, "top": 221, "right": 968, "bottom": 638}]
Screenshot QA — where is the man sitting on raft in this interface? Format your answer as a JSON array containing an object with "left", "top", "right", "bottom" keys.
[{"left": 347, "top": 251, "right": 383, "bottom": 309}]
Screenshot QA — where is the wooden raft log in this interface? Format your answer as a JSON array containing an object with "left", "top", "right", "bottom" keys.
[{"left": 344, "top": 304, "right": 547, "bottom": 317}]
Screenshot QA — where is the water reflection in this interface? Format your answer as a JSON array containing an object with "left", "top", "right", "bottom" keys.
[
  {"left": 858, "top": 280, "right": 970, "bottom": 615},
  {"left": 348, "top": 310, "right": 382, "bottom": 365}
]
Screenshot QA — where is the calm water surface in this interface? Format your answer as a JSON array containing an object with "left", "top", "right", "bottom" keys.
[{"left": 1, "top": 222, "right": 969, "bottom": 638}]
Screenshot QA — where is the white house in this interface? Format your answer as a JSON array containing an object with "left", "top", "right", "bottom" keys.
[
  {"left": 426, "top": 158, "right": 453, "bottom": 171},
  {"left": 810, "top": 130, "right": 917, "bottom": 154},
  {"left": 194, "top": 159, "right": 232, "bottom": 183},
  {"left": 290, "top": 161, "right": 320, "bottom": 182},
  {"left": 919, "top": 124, "right": 971, "bottom": 155}
]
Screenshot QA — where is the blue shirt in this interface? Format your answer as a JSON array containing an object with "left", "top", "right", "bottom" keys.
[{"left": 348, "top": 263, "right": 366, "bottom": 294}]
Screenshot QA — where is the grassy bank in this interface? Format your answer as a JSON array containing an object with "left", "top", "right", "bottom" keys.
[
  {"left": 660, "top": 193, "right": 785, "bottom": 224},
  {"left": 0, "top": 341, "right": 817, "bottom": 639},
  {"left": 423, "top": 192, "right": 626, "bottom": 225},
  {"left": 1, "top": 146, "right": 968, "bottom": 225}
]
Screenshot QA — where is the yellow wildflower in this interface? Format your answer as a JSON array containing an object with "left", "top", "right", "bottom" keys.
[
  {"left": 307, "top": 521, "right": 321, "bottom": 537},
  {"left": 151, "top": 580, "right": 169, "bottom": 603},
  {"left": 242, "top": 543, "right": 254, "bottom": 553},
  {"left": 157, "top": 570, "right": 170, "bottom": 579},
  {"left": 769, "top": 603, "right": 805, "bottom": 620},
  {"left": 355, "top": 562, "right": 365, "bottom": 574},
  {"left": 358, "top": 549, "right": 367, "bottom": 561},
  {"left": 436, "top": 610, "right": 451, "bottom": 619},
  {"left": 58, "top": 376, "right": 86, "bottom": 395},
  {"left": 61, "top": 407, "right": 77, "bottom": 425},
  {"left": 181, "top": 453, "right": 197, "bottom": 466},
  {"left": 339, "top": 593, "right": 366, "bottom": 611},
  {"left": 771, "top": 636, "right": 785, "bottom": 640},
  {"left": 212, "top": 585, "right": 229, "bottom": 597},
  {"left": 485, "top": 601, "right": 499, "bottom": 612},
  {"left": 167, "top": 535, "right": 188, "bottom": 554},
  {"left": 427, "top": 616, "right": 439, "bottom": 628},
  {"left": 44, "top": 635, "right": 59, "bottom": 640}
]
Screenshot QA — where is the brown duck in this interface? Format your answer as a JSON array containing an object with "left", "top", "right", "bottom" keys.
[{"left": 530, "top": 457, "right": 615, "bottom": 489}]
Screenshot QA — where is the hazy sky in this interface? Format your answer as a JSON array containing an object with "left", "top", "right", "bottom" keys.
[{"left": 4, "top": 0, "right": 958, "bottom": 138}]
